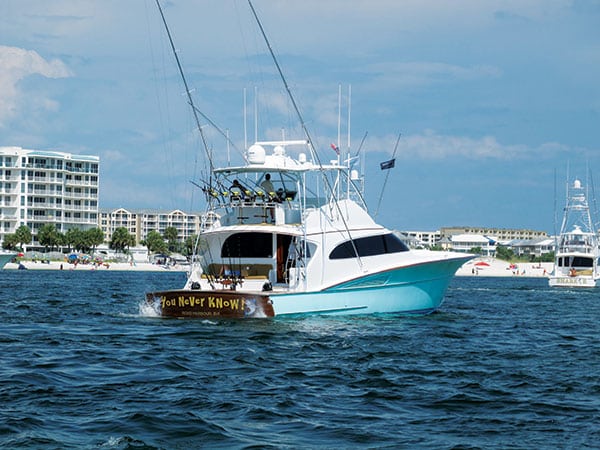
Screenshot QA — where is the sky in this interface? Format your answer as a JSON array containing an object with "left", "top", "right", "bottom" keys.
[{"left": 1, "top": 0, "right": 599, "bottom": 234}]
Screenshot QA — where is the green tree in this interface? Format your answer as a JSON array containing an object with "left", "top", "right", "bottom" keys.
[
  {"left": 65, "top": 228, "right": 83, "bottom": 252},
  {"left": 469, "top": 246, "right": 483, "bottom": 255},
  {"left": 110, "top": 227, "right": 135, "bottom": 253},
  {"left": 141, "top": 230, "right": 168, "bottom": 255},
  {"left": 85, "top": 228, "right": 105, "bottom": 255},
  {"left": 37, "top": 224, "right": 61, "bottom": 251},
  {"left": 164, "top": 226, "right": 179, "bottom": 252},
  {"left": 495, "top": 245, "right": 515, "bottom": 261},
  {"left": 184, "top": 234, "right": 198, "bottom": 256},
  {"left": 2, "top": 233, "right": 19, "bottom": 250},
  {"left": 14, "top": 225, "right": 32, "bottom": 250}
]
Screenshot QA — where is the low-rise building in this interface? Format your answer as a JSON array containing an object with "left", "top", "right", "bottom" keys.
[
  {"left": 99, "top": 207, "right": 201, "bottom": 245},
  {"left": 448, "top": 233, "right": 497, "bottom": 256},
  {"left": 506, "top": 237, "right": 555, "bottom": 258},
  {"left": 440, "top": 226, "right": 548, "bottom": 241}
]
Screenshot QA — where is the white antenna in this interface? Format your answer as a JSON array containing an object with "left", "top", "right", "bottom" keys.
[
  {"left": 226, "top": 128, "right": 231, "bottom": 166},
  {"left": 254, "top": 86, "right": 258, "bottom": 143},
  {"left": 337, "top": 84, "right": 341, "bottom": 159},
  {"left": 346, "top": 84, "right": 352, "bottom": 199},
  {"left": 347, "top": 84, "right": 352, "bottom": 154},
  {"left": 243, "top": 88, "right": 247, "bottom": 150}
]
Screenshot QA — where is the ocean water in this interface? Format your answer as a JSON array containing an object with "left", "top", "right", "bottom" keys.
[{"left": 1, "top": 270, "right": 599, "bottom": 449}]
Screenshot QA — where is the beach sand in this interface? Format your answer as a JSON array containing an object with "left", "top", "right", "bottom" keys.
[
  {"left": 456, "top": 257, "right": 553, "bottom": 278},
  {"left": 4, "top": 260, "right": 189, "bottom": 272},
  {"left": 5, "top": 257, "right": 552, "bottom": 277}
]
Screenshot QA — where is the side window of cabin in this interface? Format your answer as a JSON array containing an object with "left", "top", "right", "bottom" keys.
[{"left": 329, "top": 233, "right": 409, "bottom": 260}]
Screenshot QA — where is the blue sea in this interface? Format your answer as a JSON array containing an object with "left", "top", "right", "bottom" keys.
[{"left": 1, "top": 270, "right": 599, "bottom": 449}]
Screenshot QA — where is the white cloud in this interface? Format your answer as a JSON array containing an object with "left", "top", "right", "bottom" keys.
[
  {"left": 369, "top": 130, "right": 570, "bottom": 160},
  {"left": 0, "top": 45, "right": 72, "bottom": 126},
  {"left": 361, "top": 62, "right": 502, "bottom": 89}
]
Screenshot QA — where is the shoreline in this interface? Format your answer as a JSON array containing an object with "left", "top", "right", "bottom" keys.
[
  {"left": 3, "top": 257, "right": 553, "bottom": 278},
  {"left": 3, "top": 260, "right": 189, "bottom": 272},
  {"left": 456, "top": 257, "right": 553, "bottom": 278}
]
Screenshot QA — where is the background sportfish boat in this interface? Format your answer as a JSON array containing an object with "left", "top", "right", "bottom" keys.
[
  {"left": 146, "top": 140, "right": 472, "bottom": 318},
  {"left": 548, "top": 178, "right": 600, "bottom": 288},
  {"left": 146, "top": 1, "right": 472, "bottom": 317}
]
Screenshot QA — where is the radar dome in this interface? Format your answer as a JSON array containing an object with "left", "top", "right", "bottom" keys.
[
  {"left": 247, "top": 144, "right": 266, "bottom": 164},
  {"left": 574, "top": 179, "right": 582, "bottom": 189}
]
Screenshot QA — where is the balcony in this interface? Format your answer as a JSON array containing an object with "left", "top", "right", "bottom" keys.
[
  {"left": 64, "top": 192, "right": 98, "bottom": 200},
  {"left": 65, "top": 178, "right": 98, "bottom": 187}
]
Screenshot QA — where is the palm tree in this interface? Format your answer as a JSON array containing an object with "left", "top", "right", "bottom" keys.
[
  {"left": 109, "top": 227, "right": 135, "bottom": 254},
  {"left": 86, "top": 228, "right": 105, "bottom": 255},
  {"left": 14, "top": 225, "right": 32, "bottom": 251},
  {"left": 164, "top": 226, "right": 179, "bottom": 252},
  {"left": 37, "top": 224, "right": 61, "bottom": 252},
  {"left": 141, "top": 230, "right": 168, "bottom": 257}
]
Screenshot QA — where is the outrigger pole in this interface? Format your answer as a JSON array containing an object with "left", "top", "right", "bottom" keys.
[
  {"left": 374, "top": 133, "right": 402, "bottom": 219},
  {"left": 155, "top": 0, "right": 214, "bottom": 176},
  {"left": 247, "top": 0, "right": 364, "bottom": 269}
]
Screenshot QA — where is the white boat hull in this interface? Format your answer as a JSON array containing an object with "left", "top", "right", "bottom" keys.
[
  {"left": 147, "top": 255, "right": 470, "bottom": 318},
  {"left": 271, "top": 256, "right": 469, "bottom": 316},
  {"left": 548, "top": 275, "right": 600, "bottom": 288}
]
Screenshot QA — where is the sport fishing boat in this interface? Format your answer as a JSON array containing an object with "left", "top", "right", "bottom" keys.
[
  {"left": 146, "top": 139, "right": 472, "bottom": 317},
  {"left": 549, "top": 178, "right": 600, "bottom": 287},
  {"left": 145, "top": 0, "right": 472, "bottom": 317}
]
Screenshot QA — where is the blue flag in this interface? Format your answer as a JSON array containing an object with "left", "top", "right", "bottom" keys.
[{"left": 380, "top": 158, "right": 395, "bottom": 170}]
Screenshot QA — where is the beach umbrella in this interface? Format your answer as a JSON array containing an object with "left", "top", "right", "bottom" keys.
[{"left": 475, "top": 261, "right": 490, "bottom": 267}]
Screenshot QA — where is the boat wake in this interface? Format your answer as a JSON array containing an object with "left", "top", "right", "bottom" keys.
[{"left": 138, "top": 297, "right": 161, "bottom": 318}]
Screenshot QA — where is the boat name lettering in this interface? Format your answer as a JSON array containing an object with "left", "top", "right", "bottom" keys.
[
  {"left": 556, "top": 277, "right": 586, "bottom": 285},
  {"left": 160, "top": 295, "right": 244, "bottom": 310}
]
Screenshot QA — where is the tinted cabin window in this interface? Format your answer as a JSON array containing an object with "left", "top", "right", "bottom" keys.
[
  {"left": 222, "top": 233, "right": 272, "bottom": 258},
  {"left": 572, "top": 256, "right": 593, "bottom": 268},
  {"left": 558, "top": 256, "right": 593, "bottom": 267},
  {"left": 329, "top": 233, "right": 409, "bottom": 260}
]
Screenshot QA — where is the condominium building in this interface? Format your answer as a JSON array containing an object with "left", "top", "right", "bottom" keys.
[
  {"left": 99, "top": 208, "right": 201, "bottom": 245},
  {"left": 0, "top": 146, "right": 99, "bottom": 245},
  {"left": 440, "top": 226, "right": 548, "bottom": 241},
  {"left": 402, "top": 230, "right": 442, "bottom": 247}
]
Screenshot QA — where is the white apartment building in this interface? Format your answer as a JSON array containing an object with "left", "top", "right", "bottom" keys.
[
  {"left": 440, "top": 226, "right": 548, "bottom": 241},
  {"left": 0, "top": 146, "right": 99, "bottom": 245},
  {"left": 99, "top": 208, "right": 201, "bottom": 245},
  {"left": 402, "top": 230, "right": 442, "bottom": 247}
]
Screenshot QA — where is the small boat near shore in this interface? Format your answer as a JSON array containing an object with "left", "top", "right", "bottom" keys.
[{"left": 548, "top": 178, "right": 600, "bottom": 287}]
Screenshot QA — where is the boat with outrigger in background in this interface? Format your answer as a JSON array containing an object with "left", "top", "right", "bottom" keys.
[{"left": 549, "top": 177, "right": 600, "bottom": 288}]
